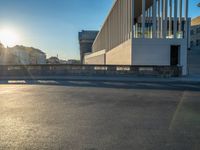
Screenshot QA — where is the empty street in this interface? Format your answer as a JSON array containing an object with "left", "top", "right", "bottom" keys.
[{"left": 0, "top": 81, "right": 200, "bottom": 150}]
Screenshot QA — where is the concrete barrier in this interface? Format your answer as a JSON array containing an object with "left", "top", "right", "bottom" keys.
[{"left": 0, "top": 64, "right": 182, "bottom": 79}]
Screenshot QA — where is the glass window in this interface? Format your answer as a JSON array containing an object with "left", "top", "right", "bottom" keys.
[
  {"left": 191, "top": 30, "right": 194, "bottom": 35},
  {"left": 196, "top": 40, "right": 200, "bottom": 46},
  {"left": 196, "top": 27, "right": 200, "bottom": 34},
  {"left": 191, "top": 41, "right": 194, "bottom": 47}
]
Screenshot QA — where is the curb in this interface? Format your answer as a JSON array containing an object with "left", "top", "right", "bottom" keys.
[{"left": 0, "top": 76, "right": 200, "bottom": 83}]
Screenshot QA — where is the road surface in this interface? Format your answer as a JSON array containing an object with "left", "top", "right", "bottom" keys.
[{"left": 0, "top": 81, "right": 200, "bottom": 150}]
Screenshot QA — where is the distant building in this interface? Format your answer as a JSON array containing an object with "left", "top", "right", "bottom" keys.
[
  {"left": 0, "top": 43, "right": 3, "bottom": 49},
  {"left": 46, "top": 57, "right": 79, "bottom": 64},
  {"left": 47, "top": 57, "right": 60, "bottom": 64},
  {"left": 0, "top": 43, "right": 4, "bottom": 56},
  {"left": 78, "top": 30, "right": 98, "bottom": 64},
  {"left": 46, "top": 57, "right": 80, "bottom": 64},
  {"left": 0, "top": 44, "right": 46, "bottom": 65},
  {"left": 191, "top": 16, "right": 200, "bottom": 48},
  {"left": 29, "top": 48, "right": 46, "bottom": 64},
  {"left": 8, "top": 45, "right": 46, "bottom": 65},
  {"left": 59, "top": 59, "right": 68, "bottom": 64},
  {"left": 67, "top": 59, "right": 80, "bottom": 64},
  {"left": 0, "top": 43, "right": 20, "bottom": 65}
]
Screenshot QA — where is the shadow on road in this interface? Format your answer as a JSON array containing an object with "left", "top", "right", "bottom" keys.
[{"left": 0, "top": 79, "right": 200, "bottom": 91}]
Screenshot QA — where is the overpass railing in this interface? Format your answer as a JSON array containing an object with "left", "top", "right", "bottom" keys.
[{"left": 0, "top": 64, "right": 182, "bottom": 79}]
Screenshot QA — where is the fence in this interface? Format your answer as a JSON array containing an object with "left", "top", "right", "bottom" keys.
[{"left": 0, "top": 64, "right": 182, "bottom": 79}]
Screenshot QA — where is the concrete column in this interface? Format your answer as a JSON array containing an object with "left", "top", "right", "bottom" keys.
[
  {"left": 158, "top": 0, "right": 161, "bottom": 38},
  {"left": 153, "top": 0, "right": 157, "bottom": 38},
  {"left": 179, "top": 0, "right": 183, "bottom": 34},
  {"left": 147, "top": 8, "right": 150, "bottom": 38},
  {"left": 161, "top": 0, "right": 164, "bottom": 38},
  {"left": 150, "top": 6, "right": 153, "bottom": 38},
  {"left": 184, "top": 0, "right": 188, "bottom": 40},
  {"left": 169, "top": 0, "right": 172, "bottom": 36},
  {"left": 121, "top": 0, "right": 123, "bottom": 42},
  {"left": 119, "top": 0, "right": 122, "bottom": 43},
  {"left": 132, "top": 0, "right": 135, "bottom": 38},
  {"left": 163, "top": 0, "right": 168, "bottom": 38},
  {"left": 182, "top": 0, "right": 189, "bottom": 75},
  {"left": 142, "top": 0, "right": 146, "bottom": 38},
  {"left": 125, "top": 0, "right": 128, "bottom": 41},
  {"left": 128, "top": 0, "right": 131, "bottom": 39},
  {"left": 174, "top": 0, "right": 178, "bottom": 39},
  {"left": 188, "top": 18, "right": 191, "bottom": 48}
]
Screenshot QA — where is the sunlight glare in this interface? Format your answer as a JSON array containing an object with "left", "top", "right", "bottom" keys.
[{"left": 0, "top": 28, "right": 20, "bottom": 47}]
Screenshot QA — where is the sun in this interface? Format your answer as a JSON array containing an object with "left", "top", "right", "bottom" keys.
[{"left": 0, "top": 28, "right": 20, "bottom": 47}]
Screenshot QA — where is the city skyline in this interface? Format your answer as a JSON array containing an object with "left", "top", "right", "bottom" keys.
[{"left": 0, "top": 0, "right": 199, "bottom": 60}]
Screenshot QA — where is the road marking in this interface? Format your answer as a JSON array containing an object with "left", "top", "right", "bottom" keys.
[
  {"left": 8, "top": 80, "right": 26, "bottom": 84},
  {"left": 169, "top": 91, "right": 187, "bottom": 130},
  {"left": 0, "top": 86, "right": 26, "bottom": 94}
]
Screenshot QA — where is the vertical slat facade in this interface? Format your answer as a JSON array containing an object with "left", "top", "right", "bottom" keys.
[
  {"left": 92, "top": 0, "right": 189, "bottom": 52},
  {"left": 92, "top": 0, "right": 133, "bottom": 52}
]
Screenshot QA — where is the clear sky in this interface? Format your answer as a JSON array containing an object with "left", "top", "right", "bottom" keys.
[{"left": 0, "top": 0, "right": 199, "bottom": 60}]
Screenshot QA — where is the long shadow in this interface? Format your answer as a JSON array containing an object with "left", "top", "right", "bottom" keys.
[{"left": 0, "top": 79, "right": 200, "bottom": 92}]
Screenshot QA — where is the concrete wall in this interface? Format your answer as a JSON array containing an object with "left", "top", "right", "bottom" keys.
[
  {"left": 132, "top": 39, "right": 188, "bottom": 75},
  {"left": 84, "top": 50, "right": 106, "bottom": 65},
  {"left": 84, "top": 55, "right": 105, "bottom": 65},
  {"left": 0, "top": 65, "right": 182, "bottom": 78},
  {"left": 106, "top": 39, "right": 132, "bottom": 65}
]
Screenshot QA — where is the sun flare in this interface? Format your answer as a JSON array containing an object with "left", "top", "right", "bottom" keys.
[{"left": 0, "top": 28, "right": 20, "bottom": 47}]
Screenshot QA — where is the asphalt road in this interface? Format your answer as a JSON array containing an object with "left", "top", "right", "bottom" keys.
[{"left": 0, "top": 81, "right": 200, "bottom": 150}]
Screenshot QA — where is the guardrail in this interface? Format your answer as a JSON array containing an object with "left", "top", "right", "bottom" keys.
[{"left": 0, "top": 64, "right": 182, "bottom": 79}]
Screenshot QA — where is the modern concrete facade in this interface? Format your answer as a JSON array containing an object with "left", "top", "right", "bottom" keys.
[
  {"left": 78, "top": 30, "right": 98, "bottom": 64},
  {"left": 190, "top": 16, "right": 200, "bottom": 48},
  {"left": 84, "top": 0, "right": 190, "bottom": 75}
]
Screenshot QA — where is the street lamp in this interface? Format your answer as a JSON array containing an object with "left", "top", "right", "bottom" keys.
[{"left": 197, "top": 3, "right": 200, "bottom": 7}]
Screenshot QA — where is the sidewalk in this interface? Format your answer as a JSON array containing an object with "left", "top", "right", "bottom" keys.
[{"left": 0, "top": 75, "right": 200, "bottom": 83}]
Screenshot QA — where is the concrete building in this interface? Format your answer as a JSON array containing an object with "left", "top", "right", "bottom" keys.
[
  {"left": 78, "top": 30, "right": 98, "bottom": 64},
  {"left": 0, "top": 43, "right": 18, "bottom": 65},
  {"left": 8, "top": 45, "right": 46, "bottom": 65},
  {"left": 84, "top": 0, "right": 190, "bottom": 75},
  {"left": 67, "top": 59, "right": 80, "bottom": 64},
  {"left": 190, "top": 16, "right": 200, "bottom": 48},
  {"left": 0, "top": 45, "right": 46, "bottom": 65},
  {"left": 47, "top": 57, "right": 60, "bottom": 64},
  {"left": 0, "top": 43, "right": 4, "bottom": 57}
]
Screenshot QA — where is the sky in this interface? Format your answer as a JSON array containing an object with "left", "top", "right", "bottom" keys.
[{"left": 0, "top": 0, "right": 199, "bottom": 60}]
